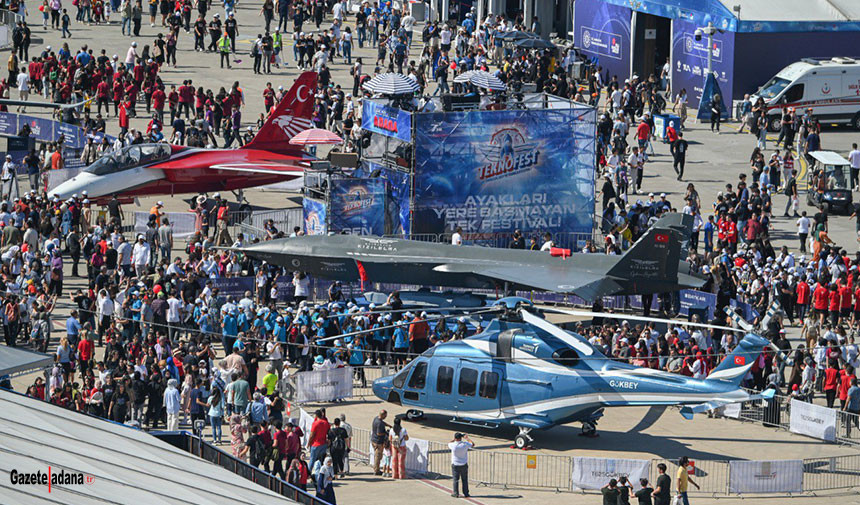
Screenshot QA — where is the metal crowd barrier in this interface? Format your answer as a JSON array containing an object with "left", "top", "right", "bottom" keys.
[
  {"left": 155, "top": 431, "right": 333, "bottom": 505},
  {"left": 727, "top": 389, "right": 860, "bottom": 447},
  {"left": 345, "top": 424, "right": 860, "bottom": 495}
]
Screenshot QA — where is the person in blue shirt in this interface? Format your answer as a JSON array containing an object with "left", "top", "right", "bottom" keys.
[
  {"left": 273, "top": 316, "right": 288, "bottom": 343},
  {"left": 237, "top": 310, "right": 251, "bottom": 333},
  {"left": 392, "top": 321, "right": 408, "bottom": 367},
  {"left": 221, "top": 310, "right": 239, "bottom": 355},
  {"left": 348, "top": 342, "right": 367, "bottom": 387},
  {"left": 66, "top": 310, "right": 83, "bottom": 348},
  {"left": 198, "top": 307, "right": 214, "bottom": 336},
  {"left": 703, "top": 215, "right": 716, "bottom": 254},
  {"left": 462, "top": 13, "right": 475, "bottom": 34}
]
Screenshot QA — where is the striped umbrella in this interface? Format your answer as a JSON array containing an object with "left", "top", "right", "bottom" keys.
[
  {"left": 453, "top": 70, "right": 507, "bottom": 91},
  {"left": 289, "top": 128, "right": 344, "bottom": 146},
  {"left": 361, "top": 72, "right": 420, "bottom": 95}
]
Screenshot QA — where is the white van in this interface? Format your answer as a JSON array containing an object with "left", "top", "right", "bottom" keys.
[{"left": 752, "top": 57, "right": 860, "bottom": 132}]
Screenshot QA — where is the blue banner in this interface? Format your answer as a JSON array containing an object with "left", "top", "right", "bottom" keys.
[
  {"left": 195, "top": 276, "right": 256, "bottom": 299},
  {"left": 56, "top": 122, "right": 84, "bottom": 148},
  {"left": 574, "top": 0, "right": 631, "bottom": 82},
  {"left": 671, "top": 18, "right": 735, "bottom": 110},
  {"left": 361, "top": 100, "right": 412, "bottom": 142},
  {"left": 0, "top": 113, "right": 17, "bottom": 137},
  {"left": 354, "top": 161, "right": 412, "bottom": 235},
  {"left": 329, "top": 178, "right": 388, "bottom": 236},
  {"left": 303, "top": 198, "right": 327, "bottom": 235},
  {"left": 412, "top": 107, "right": 596, "bottom": 236},
  {"left": 18, "top": 116, "right": 55, "bottom": 140}
]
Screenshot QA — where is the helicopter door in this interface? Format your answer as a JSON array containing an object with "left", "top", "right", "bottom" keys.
[
  {"left": 401, "top": 360, "right": 429, "bottom": 406},
  {"left": 455, "top": 364, "right": 503, "bottom": 419}
]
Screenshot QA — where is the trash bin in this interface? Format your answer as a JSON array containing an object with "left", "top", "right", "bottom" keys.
[{"left": 653, "top": 114, "right": 681, "bottom": 142}]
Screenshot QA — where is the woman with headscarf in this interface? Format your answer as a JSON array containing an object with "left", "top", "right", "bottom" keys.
[
  {"left": 316, "top": 456, "right": 336, "bottom": 504},
  {"left": 230, "top": 413, "right": 247, "bottom": 459}
]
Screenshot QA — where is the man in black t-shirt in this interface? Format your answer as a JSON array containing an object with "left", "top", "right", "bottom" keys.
[
  {"left": 652, "top": 463, "right": 671, "bottom": 505},
  {"left": 107, "top": 194, "right": 123, "bottom": 227}
]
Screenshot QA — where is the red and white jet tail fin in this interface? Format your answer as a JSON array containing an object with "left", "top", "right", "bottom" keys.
[{"left": 243, "top": 71, "right": 318, "bottom": 153}]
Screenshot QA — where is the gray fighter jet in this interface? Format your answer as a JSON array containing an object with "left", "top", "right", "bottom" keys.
[{"left": 233, "top": 214, "right": 705, "bottom": 301}]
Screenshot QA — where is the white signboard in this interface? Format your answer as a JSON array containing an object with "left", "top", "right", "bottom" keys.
[
  {"left": 571, "top": 457, "right": 650, "bottom": 490},
  {"left": 728, "top": 460, "right": 803, "bottom": 494},
  {"left": 368, "top": 437, "right": 429, "bottom": 474},
  {"left": 790, "top": 398, "right": 837, "bottom": 442},
  {"left": 294, "top": 366, "right": 353, "bottom": 403}
]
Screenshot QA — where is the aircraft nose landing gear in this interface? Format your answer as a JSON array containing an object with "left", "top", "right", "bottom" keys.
[
  {"left": 514, "top": 427, "right": 533, "bottom": 449},
  {"left": 405, "top": 409, "right": 425, "bottom": 421}
]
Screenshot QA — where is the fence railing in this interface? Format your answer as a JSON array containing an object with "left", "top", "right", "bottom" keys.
[
  {"left": 727, "top": 388, "right": 860, "bottom": 447},
  {"left": 344, "top": 424, "right": 860, "bottom": 495},
  {"left": 154, "top": 431, "right": 333, "bottom": 505}
]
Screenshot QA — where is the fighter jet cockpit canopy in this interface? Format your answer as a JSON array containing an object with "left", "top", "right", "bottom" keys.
[{"left": 85, "top": 144, "right": 173, "bottom": 175}]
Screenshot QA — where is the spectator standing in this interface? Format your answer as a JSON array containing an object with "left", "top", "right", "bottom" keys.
[
  {"left": 449, "top": 432, "right": 474, "bottom": 498},
  {"left": 371, "top": 409, "right": 389, "bottom": 475},
  {"left": 163, "top": 378, "right": 181, "bottom": 430},
  {"left": 308, "top": 408, "right": 330, "bottom": 469},
  {"left": 652, "top": 463, "right": 671, "bottom": 505},
  {"left": 389, "top": 417, "right": 408, "bottom": 479},
  {"left": 676, "top": 456, "right": 699, "bottom": 505}
]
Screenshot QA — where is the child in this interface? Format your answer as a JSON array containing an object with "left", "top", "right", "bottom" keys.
[
  {"left": 381, "top": 438, "right": 392, "bottom": 477},
  {"left": 61, "top": 9, "right": 71, "bottom": 38}
]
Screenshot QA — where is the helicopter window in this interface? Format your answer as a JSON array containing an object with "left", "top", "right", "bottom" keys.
[
  {"left": 408, "top": 362, "right": 428, "bottom": 389},
  {"left": 478, "top": 371, "right": 499, "bottom": 399},
  {"left": 436, "top": 366, "right": 454, "bottom": 394},
  {"left": 392, "top": 361, "right": 413, "bottom": 389},
  {"left": 458, "top": 368, "right": 478, "bottom": 396},
  {"left": 552, "top": 348, "right": 580, "bottom": 367}
]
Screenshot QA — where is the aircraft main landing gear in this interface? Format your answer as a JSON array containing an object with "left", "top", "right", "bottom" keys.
[
  {"left": 514, "top": 427, "right": 533, "bottom": 449},
  {"left": 405, "top": 409, "right": 424, "bottom": 421},
  {"left": 581, "top": 421, "right": 598, "bottom": 437}
]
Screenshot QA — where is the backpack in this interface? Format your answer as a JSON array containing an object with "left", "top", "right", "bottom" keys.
[{"left": 331, "top": 429, "right": 346, "bottom": 451}]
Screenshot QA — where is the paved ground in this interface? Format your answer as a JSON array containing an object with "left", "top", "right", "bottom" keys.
[{"left": 7, "top": 5, "right": 860, "bottom": 504}]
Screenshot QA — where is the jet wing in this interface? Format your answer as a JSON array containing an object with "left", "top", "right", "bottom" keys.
[
  {"left": 208, "top": 162, "right": 304, "bottom": 176},
  {"left": 433, "top": 262, "right": 621, "bottom": 299}
]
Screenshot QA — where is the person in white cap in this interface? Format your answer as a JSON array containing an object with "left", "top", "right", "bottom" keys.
[{"left": 126, "top": 41, "right": 138, "bottom": 65}]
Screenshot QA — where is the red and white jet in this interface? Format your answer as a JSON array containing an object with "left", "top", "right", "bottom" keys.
[{"left": 51, "top": 72, "right": 319, "bottom": 201}]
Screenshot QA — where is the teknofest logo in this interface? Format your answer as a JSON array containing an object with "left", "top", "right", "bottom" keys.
[{"left": 477, "top": 127, "right": 540, "bottom": 182}]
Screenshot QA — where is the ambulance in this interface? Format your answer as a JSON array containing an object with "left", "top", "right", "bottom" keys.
[{"left": 752, "top": 57, "right": 860, "bottom": 132}]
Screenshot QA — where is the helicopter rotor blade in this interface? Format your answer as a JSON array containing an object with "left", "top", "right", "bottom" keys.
[{"left": 536, "top": 306, "right": 743, "bottom": 333}]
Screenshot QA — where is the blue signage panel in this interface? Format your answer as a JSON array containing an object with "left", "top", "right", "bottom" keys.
[
  {"left": 0, "top": 113, "right": 18, "bottom": 136},
  {"left": 354, "top": 162, "right": 412, "bottom": 236},
  {"left": 196, "top": 276, "right": 255, "bottom": 299},
  {"left": 412, "top": 107, "right": 596, "bottom": 237},
  {"left": 329, "top": 178, "right": 388, "bottom": 236},
  {"left": 671, "top": 18, "right": 735, "bottom": 110},
  {"left": 574, "top": 0, "right": 631, "bottom": 81},
  {"left": 361, "top": 100, "right": 412, "bottom": 142},
  {"left": 303, "top": 198, "right": 327, "bottom": 235}
]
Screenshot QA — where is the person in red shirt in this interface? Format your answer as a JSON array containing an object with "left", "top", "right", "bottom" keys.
[
  {"left": 262, "top": 82, "right": 275, "bottom": 114},
  {"left": 813, "top": 282, "right": 829, "bottom": 325},
  {"left": 823, "top": 360, "right": 840, "bottom": 408},
  {"left": 796, "top": 278, "right": 811, "bottom": 321},
  {"left": 636, "top": 117, "right": 651, "bottom": 150},
  {"left": 839, "top": 283, "right": 852, "bottom": 323},
  {"left": 152, "top": 85, "right": 166, "bottom": 122},
  {"left": 839, "top": 366, "right": 854, "bottom": 410},
  {"left": 178, "top": 79, "right": 194, "bottom": 119},
  {"left": 828, "top": 284, "right": 842, "bottom": 327},
  {"left": 96, "top": 79, "right": 110, "bottom": 116},
  {"left": 112, "top": 79, "right": 124, "bottom": 116},
  {"left": 725, "top": 215, "right": 738, "bottom": 254},
  {"left": 308, "top": 409, "right": 330, "bottom": 469},
  {"left": 853, "top": 287, "right": 860, "bottom": 328},
  {"left": 118, "top": 101, "right": 129, "bottom": 135},
  {"left": 125, "top": 82, "right": 138, "bottom": 117},
  {"left": 76, "top": 332, "right": 95, "bottom": 375},
  {"left": 408, "top": 311, "right": 430, "bottom": 356},
  {"left": 167, "top": 84, "right": 179, "bottom": 123}
]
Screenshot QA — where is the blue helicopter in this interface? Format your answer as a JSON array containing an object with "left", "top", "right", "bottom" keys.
[{"left": 371, "top": 298, "right": 774, "bottom": 448}]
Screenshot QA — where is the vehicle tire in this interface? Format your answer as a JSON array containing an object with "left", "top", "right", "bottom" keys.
[
  {"left": 851, "top": 112, "right": 860, "bottom": 131},
  {"left": 514, "top": 434, "right": 530, "bottom": 449},
  {"left": 767, "top": 116, "right": 781, "bottom": 133},
  {"left": 581, "top": 422, "right": 597, "bottom": 437},
  {"left": 405, "top": 409, "right": 423, "bottom": 421}
]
